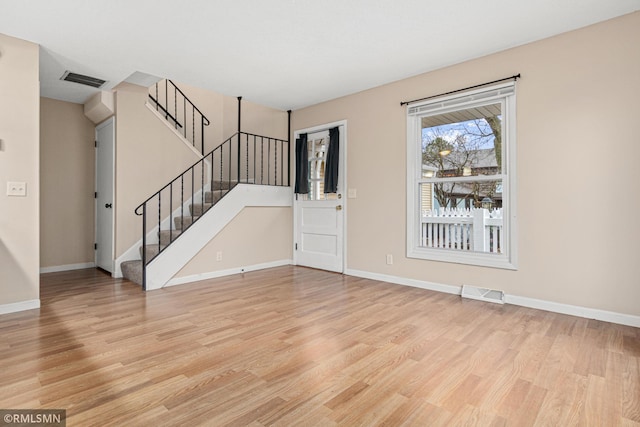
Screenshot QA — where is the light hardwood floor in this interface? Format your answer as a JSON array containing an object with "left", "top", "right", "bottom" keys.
[{"left": 0, "top": 267, "right": 638, "bottom": 426}]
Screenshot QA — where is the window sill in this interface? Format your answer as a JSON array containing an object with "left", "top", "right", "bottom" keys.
[{"left": 407, "top": 247, "right": 517, "bottom": 270}]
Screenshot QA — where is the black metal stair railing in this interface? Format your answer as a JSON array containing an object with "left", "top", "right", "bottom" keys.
[
  {"left": 148, "top": 79, "right": 210, "bottom": 154},
  {"left": 134, "top": 131, "right": 290, "bottom": 290}
]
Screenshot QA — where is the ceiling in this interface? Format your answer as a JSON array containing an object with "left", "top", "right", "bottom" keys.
[{"left": 1, "top": 0, "right": 638, "bottom": 110}]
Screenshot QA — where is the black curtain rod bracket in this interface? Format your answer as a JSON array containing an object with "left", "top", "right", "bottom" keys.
[{"left": 400, "top": 73, "right": 521, "bottom": 107}]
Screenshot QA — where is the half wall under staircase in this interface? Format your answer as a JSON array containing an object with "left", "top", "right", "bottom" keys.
[{"left": 121, "top": 184, "right": 291, "bottom": 290}]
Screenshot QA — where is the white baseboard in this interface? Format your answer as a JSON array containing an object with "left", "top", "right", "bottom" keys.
[
  {"left": 504, "top": 294, "right": 640, "bottom": 328},
  {"left": 165, "top": 259, "right": 292, "bottom": 288},
  {"left": 0, "top": 299, "right": 40, "bottom": 315},
  {"left": 345, "top": 268, "right": 462, "bottom": 295},
  {"left": 344, "top": 268, "right": 640, "bottom": 328},
  {"left": 40, "top": 262, "right": 96, "bottom": 274}
]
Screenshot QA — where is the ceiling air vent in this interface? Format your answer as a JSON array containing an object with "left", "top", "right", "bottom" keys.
[{"left": 60, "top": 71, "right": 106, "bottom": 88}]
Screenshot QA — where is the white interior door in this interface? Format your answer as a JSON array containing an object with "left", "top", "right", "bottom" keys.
[
  {"left": 96, "top": 117, "right": 115, "bottom": 273},
  {"left": 294, "top": 122, "right": 346, "bottom": 273}
]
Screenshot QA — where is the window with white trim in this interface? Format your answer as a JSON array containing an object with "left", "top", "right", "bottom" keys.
[{"left": 406, "top": 82, "right": 517, "bottom": 269}]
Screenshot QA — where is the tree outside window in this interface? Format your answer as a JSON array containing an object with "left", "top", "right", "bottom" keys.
[{"left": 406, "top": 82, "right": 517, "bottom": 269}]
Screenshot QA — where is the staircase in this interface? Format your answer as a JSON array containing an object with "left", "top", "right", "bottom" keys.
[
  {"left": 120, "top": 181, "right": 235, "bottom": 285},
  {"left": 120, "top": 83, "right": 291, "bottom": 290}
]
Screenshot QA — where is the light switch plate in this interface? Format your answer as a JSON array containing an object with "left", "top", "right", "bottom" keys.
[
  {"left": 348, "top": 188, "right": 357, "bottom": 199},
  {"left": 7, "top": 181, "right": 27, "bottom": 197}
]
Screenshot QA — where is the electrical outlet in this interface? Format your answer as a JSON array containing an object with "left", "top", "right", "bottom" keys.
[
  {"left": 216, "top": 251, "right": 223, "bottom": 261},
  {"left": 386, "top": 254, "right": 393, "bottom": 265},
  {"left": 7, "top": 181, "right": 27, "bottom": 197}
]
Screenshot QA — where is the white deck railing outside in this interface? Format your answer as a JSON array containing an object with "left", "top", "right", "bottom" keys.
[{"left": 421, "top": 208, "right": 503, "bottom": 253}]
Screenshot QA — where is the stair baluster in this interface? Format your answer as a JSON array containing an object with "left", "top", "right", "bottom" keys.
[{"left": 148, "top": 79, "right": 210, "bottom": 155}]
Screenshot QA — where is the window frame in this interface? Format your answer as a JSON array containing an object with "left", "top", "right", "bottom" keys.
[{"left": 406, "top": 81, "right": 518, "bottom": 269}]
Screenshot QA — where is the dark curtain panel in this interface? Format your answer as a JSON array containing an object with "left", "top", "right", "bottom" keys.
[
  {"left": 294, "top": 133, "right": 309, "bottom": 194},
  {"left": 324, "top": 127, "right": 340, "bottom": 193}
]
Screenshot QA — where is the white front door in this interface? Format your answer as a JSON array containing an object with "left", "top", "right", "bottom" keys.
[
  {"left": 294, "top": 121, "right": 346, "bottom": 273},
  {"left": 96, "top": 117, "right": 115, "bottom": 273}
]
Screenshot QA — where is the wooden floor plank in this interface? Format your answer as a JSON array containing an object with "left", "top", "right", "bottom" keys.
[{"left": 0, "top": 266, "right": 637, "bottom": 426}]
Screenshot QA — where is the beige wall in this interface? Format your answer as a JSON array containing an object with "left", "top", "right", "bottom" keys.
[
  {"left": 0, "top": 33, "right": 40, "bottom": 305},
  {"left": 156, "top": 80, "right": 289, "bottom": 150},
  {"left": 158, "top": 80, "right": 225, "bottom": 153},
  {"left": 292, "top": 12, "right": 640, "bottom": 316},
  {"left": 114, "top": 82, "right": 204, "bottom": 256},
  {"left": 176, "top": 207, "right": 292, "bottom": 278},
  {"left": 40, "top": 97, "right": 95, "bottom": 269},
  {"left": 222, "top": 96, "right": 289, "bottom": 141}
]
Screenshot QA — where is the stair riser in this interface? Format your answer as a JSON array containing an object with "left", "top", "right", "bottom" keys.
[
  {"left": 140, "top": 244, "right": 163, "bottom": 261},
  {"left": 174, "top": 216, "right": 198, "bottom": 231},
  {"left": 158, "top": 230, "right": 182, "bottom": 245},
  {"left": 121, "top": 260, "right": 143, "bottom": 286},
  {"left": 190, "top": 203, "right": 213, "bottom": 216},
  {"left": 211, "top": 181, "right": 237, "bottom": 191},
  {"left": 205, "top": 190, "right": 228, "bottom": 204}
]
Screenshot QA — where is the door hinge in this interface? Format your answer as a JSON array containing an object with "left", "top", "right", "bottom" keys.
[
  {"left": 94, "top": 192, "right": 97, "bottom": 198},
  {"left": 95, "top": 140, "right": 97, "bottom": 147},
  {"left": 94, "top": 243, "right": 98, "bottom": 250},
  {"left": 295, "top": 243, "right": 298, "bottom": 250}
]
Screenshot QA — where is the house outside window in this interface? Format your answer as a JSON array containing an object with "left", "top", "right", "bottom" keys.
[{"left": 406, "top": 82, "right": 517, "bottom": 269}]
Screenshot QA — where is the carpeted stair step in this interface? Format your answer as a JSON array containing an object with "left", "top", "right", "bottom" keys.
[
  {"left": 121, "top": 260, "right": 143, "bottom": 285},
  {"left": 174, "top": 215, "right": 199, "bottom": 231},
  {"left": 190, "top": 202, "right": 213, "bottom": 216},
  {"left": 204, "top": 189, "right": 229, "bottom": 204},
  {"left": 159, "top": 229, "right": 182, "bottom": 245},
  {"left": 211, "top": 181, "right": 237, "bottom": 191},
  {"left": 140, "top": 243, "right": 166, "bottom": 261}
]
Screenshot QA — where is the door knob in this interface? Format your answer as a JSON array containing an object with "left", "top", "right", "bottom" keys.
[
  {"left": 105, "top": 203, "right": 112, "bottom": 208},
  {"left": 336, "top": 205, "right": 342, "bottom": 211}
]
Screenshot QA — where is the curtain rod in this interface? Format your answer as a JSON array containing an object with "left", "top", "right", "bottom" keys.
[
  {"left": 400, "top": 73, "right": 521, "bottom": 106},
  {"left": 297, "top": 125, "right": 338, "bottom": 136}
]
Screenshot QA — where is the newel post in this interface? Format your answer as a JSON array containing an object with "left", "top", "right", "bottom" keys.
[
  {"left": 287, "top": 110, "right": 292, "bottom": 186},
  {"left": 237, "top": 96, "right": 242, "bottom": 183}
]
